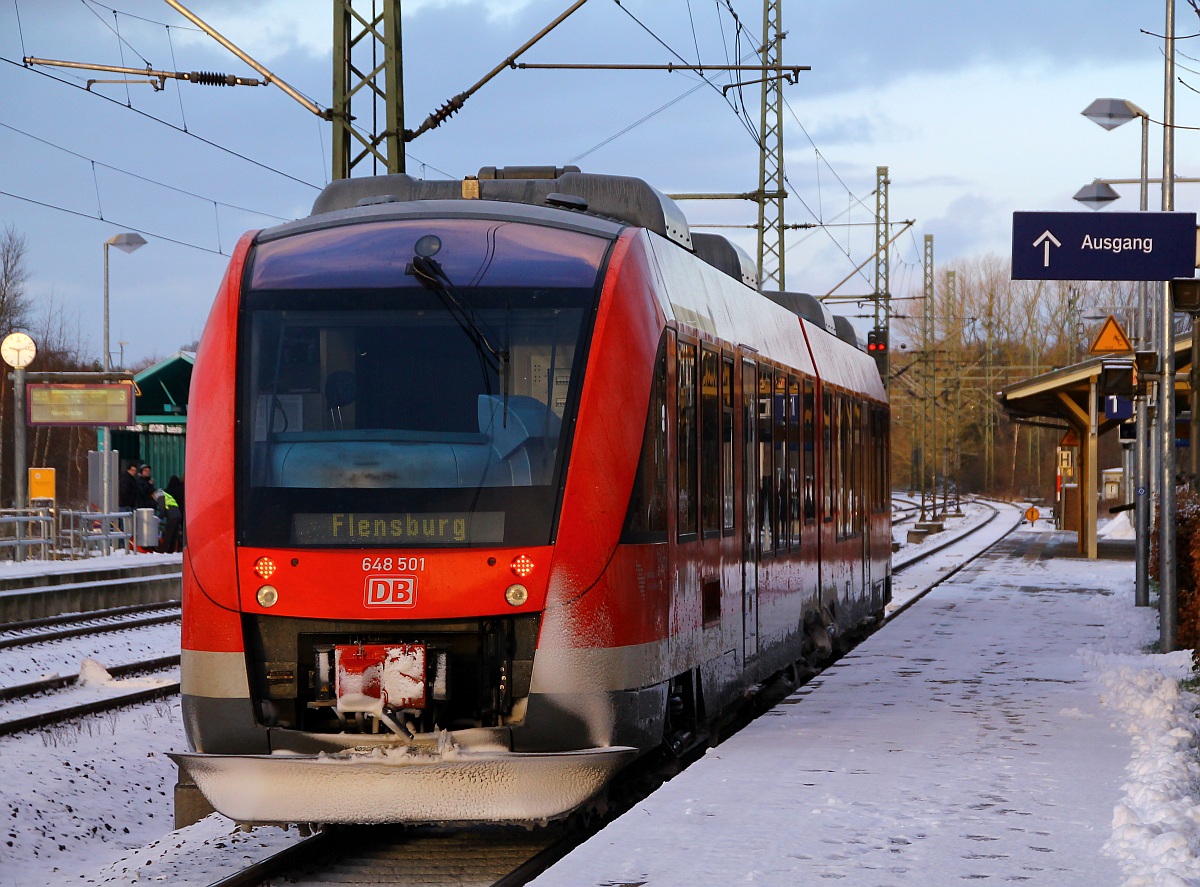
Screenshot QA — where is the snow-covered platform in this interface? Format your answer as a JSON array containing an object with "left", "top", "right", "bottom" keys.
[{"left": 532, "top": 530, "right": 1200, "bottom": 886}]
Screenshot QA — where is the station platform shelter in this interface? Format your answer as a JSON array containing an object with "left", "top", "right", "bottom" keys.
[
  {"left": 107, "top": 351, "right": 192, "bottom": 483},
  {"left": 996, "top": 333, "right": 1194, "bottom": 558}
]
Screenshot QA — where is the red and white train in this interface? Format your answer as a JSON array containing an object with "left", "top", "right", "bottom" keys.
[{"left": 173, "top": 166, "right": 890, "bottom": 825}]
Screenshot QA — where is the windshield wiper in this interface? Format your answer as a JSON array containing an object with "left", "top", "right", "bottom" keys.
[{"left": 408, "top": 254, "right": 511, "bottom": 414}]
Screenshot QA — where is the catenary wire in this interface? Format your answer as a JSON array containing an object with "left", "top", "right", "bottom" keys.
[
  {"left": 0, "top": 55, "right": 323, "bottom": 190},
  {"left": 0, "top": 188, "right": 227, "bottom": 255},
  {"left": 0, "top": 120, "right": 292, "bottom": 221}
]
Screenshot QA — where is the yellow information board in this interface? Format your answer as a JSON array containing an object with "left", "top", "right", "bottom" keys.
[{"left": 28, "top": 467, "right": 55, "bottom": 503}]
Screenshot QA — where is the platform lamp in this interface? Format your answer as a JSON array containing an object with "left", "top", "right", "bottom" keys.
[
  {"left": 100, "top": 233, "right": 146, "bottom": 538},
  {"left": 1077, "top": 97, "right": 1153, "bottom": 610},
  {"left": 103, "top": 232, "right": 147, "bottom": 373}
]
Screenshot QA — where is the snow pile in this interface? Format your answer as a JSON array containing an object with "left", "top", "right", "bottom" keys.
[
  {"left": 77, "top": 658, "right": 112, "bottom": 687},
  {"left": 1094, "top": 649, "right": 1200, "bottom": 885},
  {"left": 1101, "top": 512, "right": 1136, "bottom": 540}
]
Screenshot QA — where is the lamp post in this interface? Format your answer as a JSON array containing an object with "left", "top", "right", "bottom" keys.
[
  {"left": 103, "top": 233, "right": 147, "bottom": 372},
  {"left": 1160, "top": 0, "right": 1178, "bottom": 652},
  {"left": 100, "top": 233, "right": 146, "bottom": 542},
  {"left": 1077, "top": 97, "right": 1153, "bottom": 610}
]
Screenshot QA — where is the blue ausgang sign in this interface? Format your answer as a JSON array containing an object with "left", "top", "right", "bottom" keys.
[{"left": 1011, "top": 211, "right": 1196, "bottom": 281}]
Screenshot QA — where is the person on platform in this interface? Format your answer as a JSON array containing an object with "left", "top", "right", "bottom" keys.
[
  {"left": 159, "top": 476, "right": 185, "bottom": 553},
  {"left": 118, "top": 463, "right": 138, "bottom": 511},
  {"left": 134, "top": 464, "right": 156, "bottom": 511}
]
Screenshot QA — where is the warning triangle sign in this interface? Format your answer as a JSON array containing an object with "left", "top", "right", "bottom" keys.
[{"left": 1088, "top": 315, "right": 1134, "bottom": 355}]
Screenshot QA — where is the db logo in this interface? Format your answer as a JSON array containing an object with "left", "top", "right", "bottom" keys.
[{"left": 364, "top": 575, "right": 417, "bottom": 607}]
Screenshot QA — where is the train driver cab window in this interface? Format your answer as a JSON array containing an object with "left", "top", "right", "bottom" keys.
[{"left": 239, "top": 217, "right": 610, "bottom": 548}]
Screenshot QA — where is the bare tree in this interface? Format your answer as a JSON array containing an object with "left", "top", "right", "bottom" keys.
[
  {"left": 0, "top": 228, "right": 97, "bottom": 505},
  {"left": 891, "top": 252, "right": 1125, "bottom": 496},
  {"left": 0, "top": 225, "right": 33, "bottom": 334}
]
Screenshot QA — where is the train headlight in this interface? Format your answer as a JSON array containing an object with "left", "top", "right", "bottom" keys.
[
  {"left": 505, "top": 584, "right": 529, "bottom": 607},
  {"left": 253, "top": 556, "right": 277, "bottom": 579},
  {"left": 256, "top": 585, "right": 279, "bottom": 608},
  {"left": 510, "top": 554, "right": 535, "bottom": 578}
]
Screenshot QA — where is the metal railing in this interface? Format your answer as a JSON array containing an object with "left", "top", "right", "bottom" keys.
[
  {"left": 58, "top": 509, "right": 137, "bottom": 558},
  {"left": 0, "top": 506, "right": 170, "bottom": 562},
  {"left": 0, "top": 509, "right": 55, "bottom": 561}
]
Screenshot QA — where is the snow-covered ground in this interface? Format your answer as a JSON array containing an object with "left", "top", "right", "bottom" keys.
[
  {"left": 531, "top": 520, "right": 1200, "bottom": 887},
  {"left": 2, "top": 512, "right": 1198, "bottom": 886},
  {"left": 0, "top": 552, "right": 186, "bottom": 885}
]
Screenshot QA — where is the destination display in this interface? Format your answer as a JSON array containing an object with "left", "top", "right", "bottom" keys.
[
  {"left": 27, "top": 383, "right": 135, "bottom": 426},
  {"left": 292, "top": 511, "right": 505, "bottom": 546}
]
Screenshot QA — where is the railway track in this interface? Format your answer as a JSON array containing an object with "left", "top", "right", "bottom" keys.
[
  {"left": 0, "top": 654, "right": 179, "bottom": 737},
  {"left": 215, "top": 825, "right": 569, "bottom": 887},
  {"left": 0, "top": 562, "right": 183, "bottom": 737},
  {"left": 0, "top": 602, "right": 180, "bottom": 650},
  {"left": 199, "top": 497, "right": 1019, "bottom": 887}
]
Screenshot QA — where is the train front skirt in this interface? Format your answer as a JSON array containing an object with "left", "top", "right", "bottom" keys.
[{"left": 170, "top": 744, "right": 638, "bottom": 825}]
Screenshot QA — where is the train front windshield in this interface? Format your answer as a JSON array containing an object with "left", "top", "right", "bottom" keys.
[{"left": 238, "top": 217, "right": 611, "bottom": 548}]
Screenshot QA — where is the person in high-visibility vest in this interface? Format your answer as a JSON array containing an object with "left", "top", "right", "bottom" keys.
[{"left": 158, "top": 476, "right": 185, "bottom": 552}]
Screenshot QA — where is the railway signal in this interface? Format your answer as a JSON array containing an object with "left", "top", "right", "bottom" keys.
[{"left": 867, "top": 328, "right": 888, "bottom": 375}]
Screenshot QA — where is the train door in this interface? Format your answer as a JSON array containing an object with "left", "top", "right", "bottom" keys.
[{"left": 741, "top": 359, "right": 759, "bottom": 660}]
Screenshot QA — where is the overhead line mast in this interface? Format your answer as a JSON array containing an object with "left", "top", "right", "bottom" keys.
[
  {"left": 333, "top": 0, "right": 404, "bottom": 178},
  {"left": 756, "top": 0, "right": 785, "bottom": 291}
]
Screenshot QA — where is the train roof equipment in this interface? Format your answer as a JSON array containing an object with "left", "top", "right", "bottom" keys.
[
  {"left": 761, "top": 290, "right": 839, "bottom": 338},
  {"left": 311, "top": 166, "right": 691, "bottom": 249},
  {"left": 306, "top": 165, "right": 861, "bottom": 350}
]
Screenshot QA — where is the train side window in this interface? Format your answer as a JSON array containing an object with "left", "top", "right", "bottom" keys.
[
  {"left": 880, "top": 407, "right": 891, "bottom": 511},
  {"left": 869, "top": 406, "right": 880, "bottom": 512},
  {"left": 803, "top": 379, "right": 816, "bottom": 524},
  {"left": 788, "top": 376, "right": 801, "bottom": 547},
  {"left": 773, "top": 373, "right": 788, "bottom": 552},
  {"left": 621, "top": 337, "right": 669, "bottom": 541},
  {"left": 700, "top": 347, "right": 720, "bottom": 537},
  {"left": 758, "top": 366, "right": 774, "bottom": 553},
  {"left": 840, "top": 398, "right": 849, "bottom": 537},
  {"left": 677, "top": 340, "right": 698, "bottom": 540},
  {"left": 821, "top": 391, "right": 833, "bottom": 524},
  {"left": 843, "top": 397, "right": 854, "bottom": 539},
  {"left": 743, "top": 360, "right": 758, "bottom": 556},
  {"left": 722, "top": 356, "right": 735, "bottom": 533},
  {"left": 853, "top": 400, "right": 864, "bottom": 535}
]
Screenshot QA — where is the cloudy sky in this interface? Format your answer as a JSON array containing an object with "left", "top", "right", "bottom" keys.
[{"left": 0, "top": 1, "right": 1193, "bottom": 366}]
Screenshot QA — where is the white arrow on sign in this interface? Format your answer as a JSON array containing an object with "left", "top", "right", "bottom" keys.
[{"left": 1032, "top": 230, "right": 1062, "bottom": 267}]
